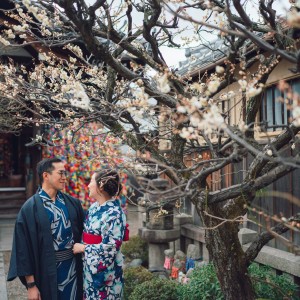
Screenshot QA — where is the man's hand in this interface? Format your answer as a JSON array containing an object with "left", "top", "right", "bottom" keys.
[
  {"left": 27, "top": 286, "right": 41, "bottom": 300},
  {"left": 73, "top": 243, "right": 85, "bottom": 254}
]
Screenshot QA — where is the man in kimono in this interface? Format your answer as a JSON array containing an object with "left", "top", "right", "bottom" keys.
[{"left": 7, "top": 157, "right": 85, "bottom": 300}]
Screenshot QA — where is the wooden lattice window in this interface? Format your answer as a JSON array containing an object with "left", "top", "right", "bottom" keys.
[{"left": 260, "top": 78, "right": 300, "bottom": 131}]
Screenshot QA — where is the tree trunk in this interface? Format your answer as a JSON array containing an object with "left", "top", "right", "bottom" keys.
[{"left": 203, "top": 209, "right": 255, "bottom": 300}]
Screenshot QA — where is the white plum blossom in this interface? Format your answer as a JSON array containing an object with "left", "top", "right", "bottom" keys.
[
  {"left": 65, "top": 44, "right": 84, "bottom": 59},
  {"left": 190, "top": 114, "right": 201, "bottom": 127},
  {"left": 238, "top": 79, "right": 247, "bottom": 91},
  {"left": 207, "top": 79, "right": 220, "bottom": 94},
  {"left": 190, "top": 97, "right": 203, "bottom": 109},
  {"left": 52, "top": 95, "right": 68, "bottom": 104},
  {"left": 157, "top": 73, "right": 171, "bottom": 93},
  {"left": 227, "top": 91, "right": 235, "bottom": 98},
  {"left": 0, "top": 36, "right": 10, "bottom": 46},
  {"left": 177, "top": 106, "right": 187, "bottom": 113},
  {"left": 35, "top": 134, "right": 43, "bottom": 142},
  {"left": 190, "top": 82, "right": 205, "bottom": 93},
  {"left": 70, "top": 98, "right": 90, "bottom": 110},
  {"left": 22, "top": 0, "right": 31, "bottom": 6},
  {"left": 69, "top": 57, "right": 77, "bottom": 63},
  {"left": 60, "top": 70, "right": 69, "bottom": 81},
  {"left": 266, "top": 149, "right": 273, "bottom": 156},
  {"left": 5, "top": 29, "right": 15, "bottom": 39},
  {"left": 147, "top": 98, "right": 157, "bottom": 106},
  {"left": 291, "top": 143, "right": 296, "bottom": 150},
  {"left": 61, "top": 84, "right": 70, "bottom": 93},
  {"left": 67, "top": 130, "right": 73, "bottom": 141},
  {"left": 203, "top": 104, "right": 224, "bottom": 127},
  {"left": 29, "top": 72, "right": 37, "bottom": 80},
  {"left": 12, "top": 24, "right": 29, "bottom": 32},
  {"left": 179, "top": 104, "right": 225, "bottom": 138},
  {"left": 131, "top": 87, "right": 149, "bottom": 106},
  {"left": 59, "top": 81, "right": 91, "bottom": 111},
  {"left": 246, "top": 86, "right": 263, "bottom": 98},
  {"left": 216, "top": 66, "right": 225, "bottom": 74},
  {"left": 200, "top": 97, "right": 208, "bottom": 107},
  {"left": 180, "top": 128, "right": 191, "bottom": 139},
  {"left": 28, "top": 5, "right": 38, "bottom": 15},
  {"left": 204, "top": 0, "right": 212, "bottom": 8},
  {"left": 238, "top": 121, "right": 248, "bottom": 132},
  {"left": 287, "top": 9, "right": 300, "bottom": 28},
  {"left": 220, "top": 93, "right": 228, "bottom": 101},
  {"left": 42, "top": 28, "right": 52, "bottom": 36}
]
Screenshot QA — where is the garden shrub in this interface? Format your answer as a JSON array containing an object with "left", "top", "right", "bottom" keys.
[
  {"left": 177, "top": 262, "right": 299, "bottom": 300},
  {"left": 129, "top": 277, "right": 178, "bottom": 300},
  {"left": 123, "top": 266, "right": 154, "bottom": 300},
  {"left": 249, "top": 263, "right": 299, "bottom": 300},
  {"left": 176, "top": 263, "right": 224, "bottom": 300},
  {"left": 121, "top": 235, "right": 148, "bottom": 266}
]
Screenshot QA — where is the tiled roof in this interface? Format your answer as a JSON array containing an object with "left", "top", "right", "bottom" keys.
[
  {"left": 177, "top": 33, "right": 264, "bottom": 77},
  {"left": 177, "top": 39, "right": 228, "bottom": 76},
  {"left": 0, "top": 42, "right": 33, "bottom": 58}
]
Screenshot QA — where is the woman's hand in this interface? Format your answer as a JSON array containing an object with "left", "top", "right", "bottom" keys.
[{"left": 73, "top": 243, "right": 86, "bottom": 254}]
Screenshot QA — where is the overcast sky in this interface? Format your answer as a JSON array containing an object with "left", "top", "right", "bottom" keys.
[{"left": 160, "top": 0, "right": 291, "bottom": 68}]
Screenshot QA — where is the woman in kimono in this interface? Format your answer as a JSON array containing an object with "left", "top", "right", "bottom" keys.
[{"left": 73, "top": 169, "right": 126, "bottom": 300}]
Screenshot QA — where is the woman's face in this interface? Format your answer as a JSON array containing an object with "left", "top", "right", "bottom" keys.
[{"left": 88, "top": 173, "right": 100, "bottom": 199}]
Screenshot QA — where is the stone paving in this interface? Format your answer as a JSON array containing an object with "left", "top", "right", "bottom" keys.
[
  {"left": 0, "top": 218, "right": 16, "bottom": 300},
  {"left": 0, "top": 204, "right": 140, "bottom": 299},
  {"left": 0, "top": 252, "right": 8, "bottom": 300},
  {"left": 0, "top": 222, "right": 14, "bottom": 252}
]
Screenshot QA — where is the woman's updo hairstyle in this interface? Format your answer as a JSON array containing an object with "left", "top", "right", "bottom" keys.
[{"left": 94, "top": 169, "right": 122, "bottom": 197}]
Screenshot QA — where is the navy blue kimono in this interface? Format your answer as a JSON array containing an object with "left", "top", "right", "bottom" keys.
[{"left": 7, "top": 192, "right": 84, "bottom": 300}]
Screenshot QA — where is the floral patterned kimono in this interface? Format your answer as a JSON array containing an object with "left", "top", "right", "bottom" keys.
[{"left": 83, "top": 199, "right": 126, "bottom": 300}]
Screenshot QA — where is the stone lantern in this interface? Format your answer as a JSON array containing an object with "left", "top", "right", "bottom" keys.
[
  {"left": 138, "top": 178, "right": 180, "bottom": 273},
  {"left": 146, "top": 178, "right": 174, "bottom": 230}
]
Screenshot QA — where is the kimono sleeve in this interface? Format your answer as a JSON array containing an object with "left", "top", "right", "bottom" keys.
[
  {"left": 7, "top": 209, "right": 36, "bottom": 285},
  {"left": 84, "top": 212, "right": 124, "bottom": 275}
]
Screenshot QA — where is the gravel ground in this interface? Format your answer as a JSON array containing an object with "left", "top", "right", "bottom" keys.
[{"left": 3, "top": 251, "right": 27, "bottom": 300}]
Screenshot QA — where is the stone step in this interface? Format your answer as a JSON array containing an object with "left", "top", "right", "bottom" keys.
[
  {"left": 0, "top": 208, "right": 23, "bottom": 217},
  {"left": 0, "top": 189, "right": 26, "bottom": 216},
  {"left": 0, "top": 204, "right": 24, "bottom": 215},
  {"left": 0, "top": 192, "right": 26, "bottom": 201},
  {"left": 0, "top": 209, "right": 19, "bottom": 217},
  {"left": 0, "top": 204, "right": 22, "bottom": 210}
]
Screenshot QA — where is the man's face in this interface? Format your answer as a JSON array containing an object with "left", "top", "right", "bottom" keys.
[{"left": 43, "top": 162, "right": 67, "bottom": 191}]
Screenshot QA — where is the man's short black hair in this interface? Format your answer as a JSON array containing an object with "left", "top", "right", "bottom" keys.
[{"left": 37, "top": 157, "right": 63, "bottom": 184}]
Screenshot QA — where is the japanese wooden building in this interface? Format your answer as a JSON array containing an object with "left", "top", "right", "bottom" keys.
[{"left": 0, "top": 0, "right": 42, "bottom": 216}]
